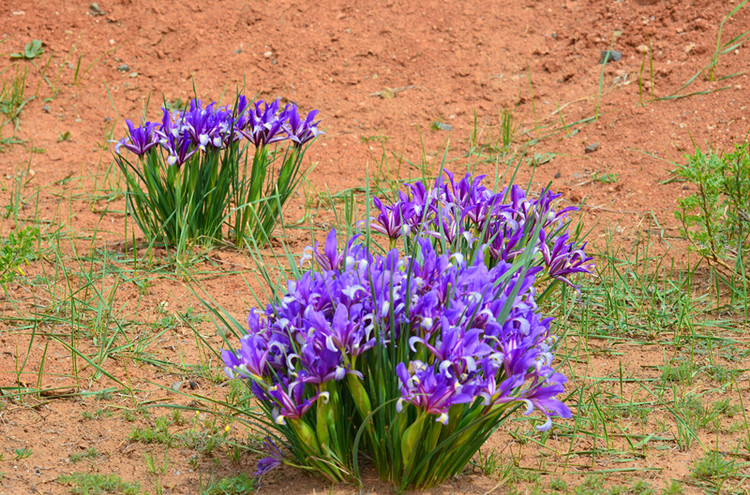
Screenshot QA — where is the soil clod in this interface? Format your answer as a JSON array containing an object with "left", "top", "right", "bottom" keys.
[
  {"left": 585, "top": 142, "right": 600, "bottom": 153},
  {"left": 599, "top": 50, "right": 622, "bottom": 64}
]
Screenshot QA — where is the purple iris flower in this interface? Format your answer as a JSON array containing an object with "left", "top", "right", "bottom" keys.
[
  {"left": 540, "top": 231, "right": 594, "bottom": 287},
  {"left": 409, "top": 323, "right": 492, "bottom": 379},
  {"left": 157, "top": 107, "right": 178, "bottom": 140},
  {"left": 230, "top": 95, "right": 251, "bottom": 142},
  {"left": 485, "top": 222, "right": 527, "bottom": 263},
  {"left": 534, "top": 189, "right": 577, "bottom": 230},
  {"left": 181, "top": 99, "right": 233, "bottom": 151},
  {"left": 285, "top": 104, "right": 324, "bottom": 147},
  {"left": 267, "top": 377, "right": 327, "bottom": 425},
  {"left": 163, "top": 132, "right": 197, "bottom": 169},
  {"left": 152, "top": 108, "right": 198, "bottom": 169},
  {"left": 301, "top": 229, "right": 361, "bottom": 272},
  {"left": 441, "top": 170, "right": 492, "bottom": 215},
  {"left": 520, "top": 372, "right": 572, "bottom": 431},
  {"left": 478, "top": 360, "right": 525, "bottom": 406},
  {"left": 115, "top": 119, "right": 160, "bottom": 157},
  {"left": 370, "top": 197, "right": 414, "bottom": 240},
  {"left": 255, "top": 436, "right": 285, "bottom": 478},
  {"left": 289, "top": 328, "right": 347, "bottom": 385},
  {"left": 396, "top": 361, "right": 477, "bottom": 425},
  {"left": 426, "top": 208, "right": 468, "bottom": 245},
  {"left": 323, "top": 303, "right": 375, "bottom": 357},
  {"left": 242, "top": 99, "right": 289, "bottom": 147},
  {"left": 222, "top": 333, "right": 271, "bottom": 379}
]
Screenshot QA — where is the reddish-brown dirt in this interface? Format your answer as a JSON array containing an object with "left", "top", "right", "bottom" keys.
[{"left": 1, "top": 0, "right": 749, "bottom": 494}]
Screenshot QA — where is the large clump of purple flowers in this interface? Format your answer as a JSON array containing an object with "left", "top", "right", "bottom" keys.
[
  {"left": 222, "top": 171, "right": 592, "bottom": 489},
  {"left": 114, "top": 95, "right": 322, "bottom": 249}
]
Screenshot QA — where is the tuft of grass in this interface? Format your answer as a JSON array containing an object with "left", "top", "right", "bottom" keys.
[
  {"left": 360, "top": 133, "right": 390, "bottom": 143},
  {"left": 631, "top": 479, "right": 656, "bottom": 495},
  {"left": 69, "top": 448, "right": 102, "bottom": 464},
  {"left": 129, "top": 416, "right": 175, "bottom": 447},
  {"left": 57, "top": 472, "right": 141, "bottom": 495},
  {"left": 705, "top": 363, "right": 739, "bottom": 385},
  {"left": 581, "top": 227, "right": 705, "bottom": 340},
  {"left": 201, "top": 473, "right": 257, "bottom": 495},
  {"left": 525, "top": 152, "right": 555, "bottom": 167},
  {"left": 0, "top": 65, "right": 32, "bottom": 131},
  {"left": 81, "top": 408, "right": 112, "bottom": 421},
  {"left": 549, "top": 477, "right": 568, "bottom": 493},
  {"left": 591, "top": 171, "right": 619, "bottom": 184},
  {"left": 706, "top": 0, "right": 750, "bottom": 81},
  {"left": 498, "top": 107, "right": 520, "bottom": 153},
  {"left": 572, "top": 475, "right": 606, "bottom": 495},
  {"left": 660, "top": 0, "right": 749, "bottom": 100},
  {"left": 472, "top": 448, "right": 502, "bottom": 477},
  {"left": 638, "top": 34, "right": 655, "bottom": 105},
  {"left": 1, "top": 158, "right": 38, "bottom": 221},
  {"left": 690, "top": 451, "right": 736, "bottom": 485},
  {"left": 128, "top": 413, "right": 236, "bottom": 459},
  {"left": 660, "top": 480, "right": 684, "bottom": 495},
  {"left": 661, "top": 359, "right": 697, "bottom": 385}
]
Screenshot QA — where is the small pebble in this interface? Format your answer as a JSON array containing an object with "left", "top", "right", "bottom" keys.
[
  {"left": 90, "top": 2, "right": 105, "bottom": 16},
  {"left": 42, "top": 105, "right": 50, "bottom": 113},
  {"left": 636, "top": 44, "right": 649, "bottom": 55},
  {"left": 554, "top": 171, "right": 561, "bottom": 178},
  {"left": 129, "top": 72, "right": 138, "bottom": 78},
  {"left": 117, "top": 63, "right": 129, "bottom": 72},
  {"left": 434, "top": 122, "right": 452, "bottom": 131},
  {"left": 585, "top": 142, "right": 600, "bottom": 153},
  {"left": 189, "top": 381, "right": 199, "bottom": 390},
  {"left": 599, "top": 50, "right": 622, "bottom": 64},
  {"left": 263, "top": 51, "right": 273, "bottom": 58}
]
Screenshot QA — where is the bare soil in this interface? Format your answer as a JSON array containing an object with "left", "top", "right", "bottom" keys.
[{"left": 1, "top": 0, "right": 749, "bottom": 494}]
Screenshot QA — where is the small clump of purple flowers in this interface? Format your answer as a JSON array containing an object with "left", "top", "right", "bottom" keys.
[
  {"left": 114, "top": 95, "right": 322, "bottom": 248},
  {"left": 116, "top": 97, "right": 322, "bottom": 165},
  {"left": 222, "top": 171, "right": 592, "bottom": 489}
]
